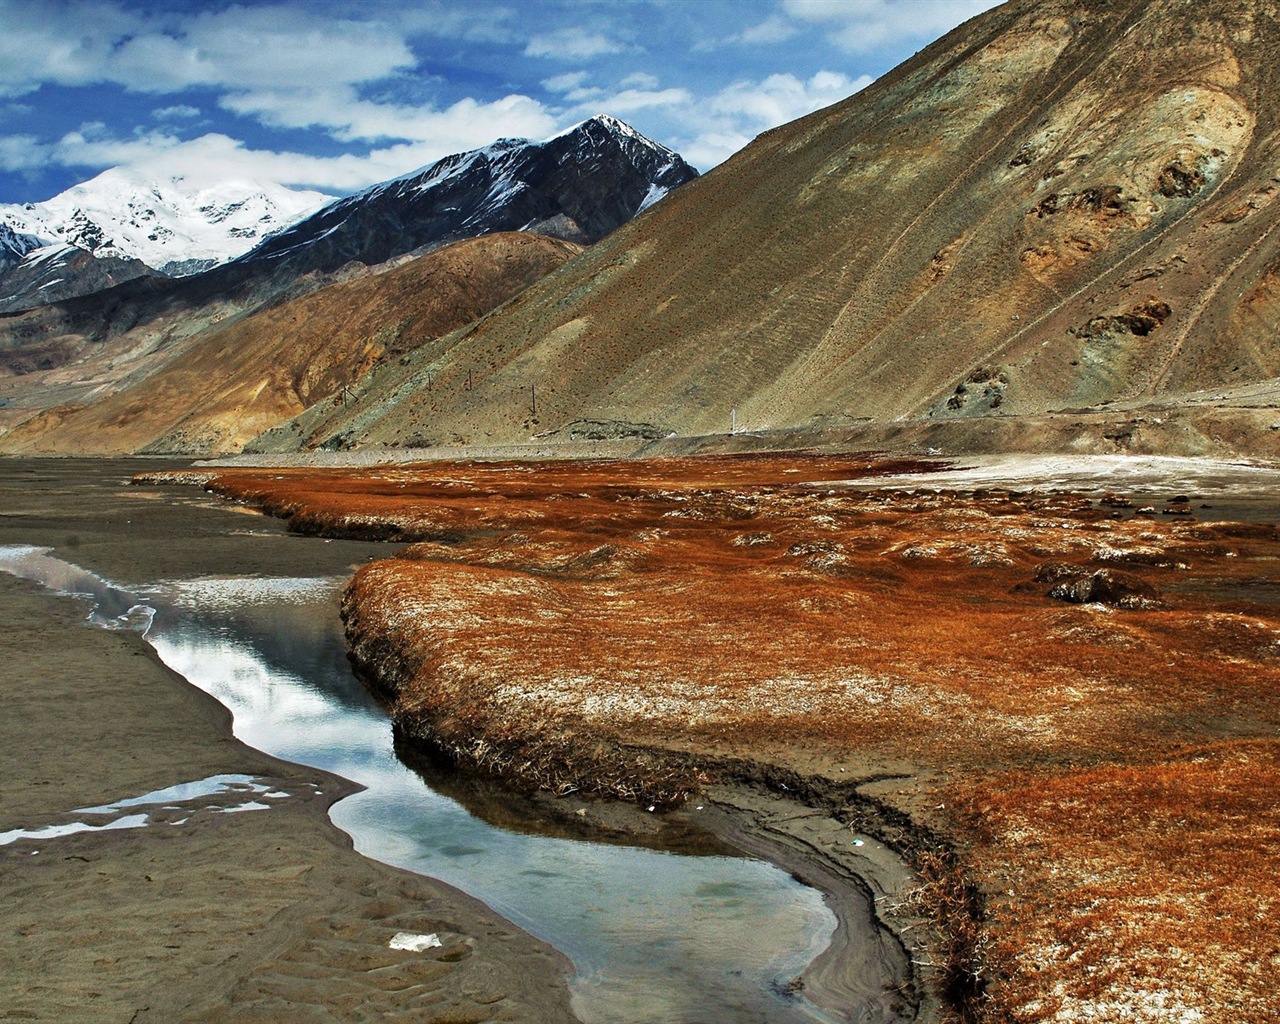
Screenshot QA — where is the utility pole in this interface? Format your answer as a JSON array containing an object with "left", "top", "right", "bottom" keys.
[
  {"left": 530, "top": 383, "right": 537, "bottom": 416},
  {"left": 731, "top": 408, "right": 737, "bottom": 434},
  {"left": 466, "top": 369, "right": 473, "bottom": 391}
]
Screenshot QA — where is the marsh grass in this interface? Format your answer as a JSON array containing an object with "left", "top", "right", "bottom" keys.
[{"left": 157, "top": 453, "right": 1280, "bottom": 1022}]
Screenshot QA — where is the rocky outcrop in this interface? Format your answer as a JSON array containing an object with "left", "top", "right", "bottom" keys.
[{"left": 0, "top": 244, "right": 157, "bottom": 315}]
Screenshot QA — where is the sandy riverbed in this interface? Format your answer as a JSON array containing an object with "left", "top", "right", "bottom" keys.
[{"left": 0, "top": 459, "right": 576, "bottom": 1024}]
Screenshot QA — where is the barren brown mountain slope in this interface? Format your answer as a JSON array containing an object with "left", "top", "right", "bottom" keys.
[
  {"left": 262, "top": 0, "right": 1280, "bottom": 458},
  {"left": 0, "top": 234, "right": 580, "bottom": 455}
]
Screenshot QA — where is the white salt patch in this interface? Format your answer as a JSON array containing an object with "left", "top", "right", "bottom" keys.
[
  {"left": 838, "top": 453, "right": 1280, "bottom": 497},
  {"left": 389, "top": 931, "right": 443, "bottom": 952}
]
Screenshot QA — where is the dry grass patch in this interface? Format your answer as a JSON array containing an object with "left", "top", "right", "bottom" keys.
[
  {"left": 153, "top": 453, "right": 1280, "bottom": 1020},
  {"left": 954, "top": 741, "right": 1280, "bottom": 1024}
]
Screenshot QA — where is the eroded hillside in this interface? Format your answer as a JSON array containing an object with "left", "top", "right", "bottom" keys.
[
  {"left": 0, "top": 234, "right": 580, "bottom": 455},
  {"left": 268, "top": 0, "right": 1280, "bottom": 458}
]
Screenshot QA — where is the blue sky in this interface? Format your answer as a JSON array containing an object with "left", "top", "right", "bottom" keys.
[{"left": 0, "top": 0, "right": 1001, "bottom": 203}]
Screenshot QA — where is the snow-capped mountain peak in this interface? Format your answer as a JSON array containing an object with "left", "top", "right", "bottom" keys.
[
  {"left": 242, "top": 115, "right": 699, "bottom": 272},
  {"left": 0, "top": 168, "right": 333, "bottom": 276}
]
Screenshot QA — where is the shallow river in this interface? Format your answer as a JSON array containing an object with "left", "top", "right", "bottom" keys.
[{"left": 0, "top": 544, "right": 848, "bottom": 1024}]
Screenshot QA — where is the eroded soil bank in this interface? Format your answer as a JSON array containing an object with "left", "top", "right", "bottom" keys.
[
  {"left": 168, "top": 451, "right": 1280, "bottom": 1024},
  {"left": 0, "top": 459, "right": 575, "bottom": 1024}
]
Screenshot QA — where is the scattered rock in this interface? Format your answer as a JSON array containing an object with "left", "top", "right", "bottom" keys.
[
  {"left": 1043, "top": 568, "right": 1163, "bottom": 609},
  {"left": 1156, "top": 153, "right": 1210, "bottom": 198},
  {"left": 947, "top": 367, "right": 1008, "bottom": 412},
  {"left": 1033, "top": 562, "right": 1079, "bottom": 584},
  {"left": 1074, "top": 300, "right": 1172, "bottom": 339},
  {"left": 1032, "top": 185, "right": 1128, "bottom": 219},
  {"left": 555, "top": 419, "right": 671, "bottom": 442}
]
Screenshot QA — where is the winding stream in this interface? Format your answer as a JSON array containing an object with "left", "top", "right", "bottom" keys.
[{"left": 0, "top": 544, "right": 849, "bottom": 1024}]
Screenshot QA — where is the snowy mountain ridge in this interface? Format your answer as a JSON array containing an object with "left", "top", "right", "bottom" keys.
[
  {"left": 0, "top": 168, "right": 333, "bottom": 276},
  {"left": 0, "top": 222, "right": 45, "bottom": 269},
  {"left": 242, "top": 114, "right": 698, "bottom": 271}
]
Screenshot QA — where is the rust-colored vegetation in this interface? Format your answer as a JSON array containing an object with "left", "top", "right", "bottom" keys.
[{"left": 144, "top": 453, "right": 1280, "bottom": 1022}]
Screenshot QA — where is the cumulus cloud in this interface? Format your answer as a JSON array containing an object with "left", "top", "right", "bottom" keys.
[
  {"left": 710, "top": 70, "right": 867, "bottom": 125},
  {"left": 537, "top": 62, "right": 867, "bottom": 172},
  {"left": 619, "top": 72, "right": 660, "bottom": 90},
  {"left": 0, "top": 1, "right": 415, "bottom": 99},
  {"left": 542, "top": 71, "right": 591, "bottom": 94},
  {"left": 6, "top": 121, "right": 582, "bottom": 195},
  {"left": 0, "top": 0, "right": 558, "bottom": 158},
  {"left": 586, "top": 87, "right": 691, "bottom": 116},
  {"left": 0, "top": 0, "right": 985, "bottom": 195},
  {"left": 222, "top": 88, "right": 557, "bottom": 151},
  {"left": 781, "top": 0, "right": 1001, "bottom": 53},
  {"left": 0, "top": 0, "right": 136, "bottom": 98},
  {"left": 115, "top": 6, "right": 415, "bottom": 92},
  {"left": 541, "top": 71, "right": 605, "bottom": 105},
  {"left": 0, "top": 134, "right": 50, "bottom": 173}
]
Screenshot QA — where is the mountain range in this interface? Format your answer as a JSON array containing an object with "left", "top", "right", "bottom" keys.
[
  {"left": 242, "top": 115, "right": 694, "bottom": 276},
  {"left": 0, "top": 117, "right": 697, "bottom": 451},
  {"left": 247, "top": 0, "right": 1280, "bottom": 461},
  {"left": 5, "top": 1, "right": 1280, "bottom": 460},
  {"left": 0, "top": 168, "right": 332, "bottom": 278}
]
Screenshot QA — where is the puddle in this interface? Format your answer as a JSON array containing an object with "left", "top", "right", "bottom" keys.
[
  {"left": 0, "top": 544, "right": 861, "bottom": 1024},
  {"left": 1, "top": 774, "right": 283, "bottom": 847}
]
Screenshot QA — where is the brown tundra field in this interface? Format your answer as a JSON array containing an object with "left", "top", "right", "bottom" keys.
[{"left": 146, "top": 452, "right": 1280, "bottom": 1024}]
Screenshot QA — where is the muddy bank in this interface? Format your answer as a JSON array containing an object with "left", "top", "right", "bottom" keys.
[
  {"left": 0, "top": 459, "right": 575, "bottom": 1024},
  {"left": 175, "top": 452, "right": 1280, "bottom": 1024}
]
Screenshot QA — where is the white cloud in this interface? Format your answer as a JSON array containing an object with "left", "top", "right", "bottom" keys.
[
  {"left": 0, "top": 0, "right": 137, "bottom": 98},
  {"left": 11, "top": 119, "right": 595, "bottom": 195},
  {"left": 524, "top": 27, "right": 627, "bottom": 60},
  {"left": 0, "top": 134, "right": 49, "bottom": 173},
  {"left": 115, "top": 6, "right": 416, "bottom": 93},
  {"left": 619, "top": 71, "right": 659, "bottom": 90},
  {"left": 673, "top": 70, "right": 869, "bottom": 170},
  {"left": 736, "top": 16, "right": 801, "bottom": 46},
  {"left": 542, "top": 71, "right": 591, "bottom": 94},
  {"left": 540, "top": 70, "right": 605, "bottom": 105},
  {"left": 588, "top": 87, "right": 691, "bottom": 116},
  {"left": 782, "top": 0, "right": 1001, "bottom": 53},
  {"left": 153, "top": 105, "right": 201, "bottom": 121},
  {"left": 675, "top": 130, "right": 754, "bottom": 172},
  {"left": 0, "top": 0, "right": 559, "bottom": 155},
  {"left": 221, "top": 87, "right": 557, "bottom": 149},
  {"left": 0, "top": 1, "right": 415, "bottom": 99},
  {"left": 710, "top": 70, "right": 867, "bottom": 125}
]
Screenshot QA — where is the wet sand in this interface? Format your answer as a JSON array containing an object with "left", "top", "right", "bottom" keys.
[{"left": 0, "top": 459, "right": 575, "bottom": 1024}]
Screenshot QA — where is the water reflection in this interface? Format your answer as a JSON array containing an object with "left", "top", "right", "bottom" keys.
[{"left": 0, "top": 545, "right": 840, "bottom": 1024}]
